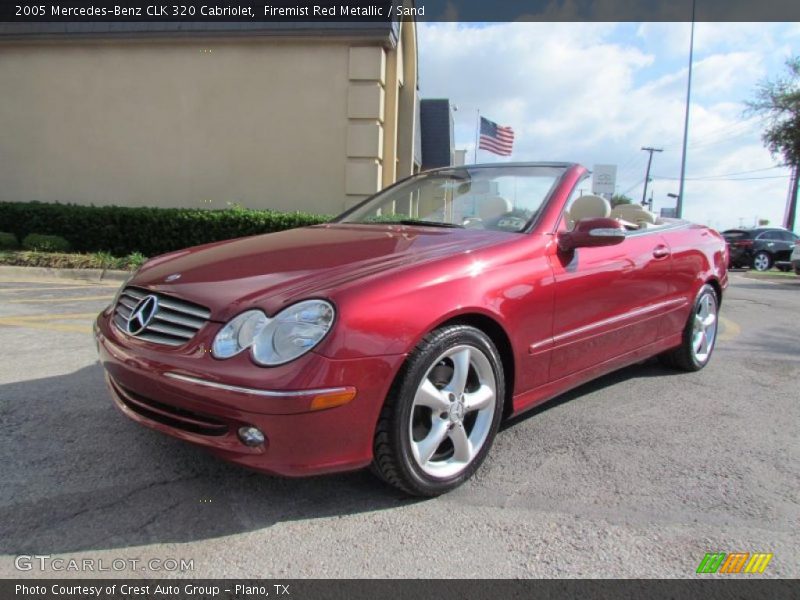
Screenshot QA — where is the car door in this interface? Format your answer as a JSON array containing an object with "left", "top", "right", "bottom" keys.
[
  {"left": 757, "top": 230, "right": 787, "bottom": 262},
  {"left": 548, "top": 219, "right": 673, "bottom": 382}
]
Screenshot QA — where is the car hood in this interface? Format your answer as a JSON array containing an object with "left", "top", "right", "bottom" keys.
[{"left": 133, "top": 224, "right": 514, "bottom": 321}]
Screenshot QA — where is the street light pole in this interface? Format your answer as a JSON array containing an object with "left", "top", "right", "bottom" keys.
[
  {"left": 641, "top": 146, "right": 663, "bottom": 206},
  {"left": 677, "top": 0, "right": 696, "bottom": 219}
]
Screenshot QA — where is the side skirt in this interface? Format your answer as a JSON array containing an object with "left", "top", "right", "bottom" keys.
[{"left": 510, "top": 333, "right": 683, "bottom": 417}]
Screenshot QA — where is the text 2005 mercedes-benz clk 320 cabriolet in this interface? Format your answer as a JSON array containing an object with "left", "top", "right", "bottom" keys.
[{"left": 95, "top": 163, "right": 728, "bottom": 496}]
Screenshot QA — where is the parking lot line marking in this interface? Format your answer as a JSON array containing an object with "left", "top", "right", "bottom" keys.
[
  {"left": 0, "top": 312, "right": 98, "bottom": 334},
  {"left": 0, "top": 319, "right": 93, "bottom": 334},
  {"left": 718, "top": 316, "right": 741, "bottom": 341},
  {"left": 8, "top": 295, "right": 113, "bottom": 304},
  {"left": 0, "top": 278, "right": 121, "bottom": 286},
  {"left": 0, "top": 285, "right": 117, "bottom": 293},
  {"left": 2, "top": 312, "right": 99, "bottom": 320}
]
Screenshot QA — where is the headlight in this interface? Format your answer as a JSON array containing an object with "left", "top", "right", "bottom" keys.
[
  {"left": 211, "top": 310, "right": 268, "bottom": 359},
  {"left": 211, "top": 300, "right": 335, "bottom": 366},
  {"left": 252, "top": 300, "right": 335, "bottom": 365}
]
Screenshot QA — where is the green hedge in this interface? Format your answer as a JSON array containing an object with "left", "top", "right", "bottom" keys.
[
  {"left": 0, "top": 202, "right": 331, "bottom": 256},
  {"left": 0, "top": 231, "right": 18, "bottom": 250},
  {"left": 22, "top": 233, "right": 71, "bottom": 252}
]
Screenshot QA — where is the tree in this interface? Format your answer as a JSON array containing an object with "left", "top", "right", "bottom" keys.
[
  {"left": 610, "top": 194, "right": 634, "bottom": 208},
  {"left": 746, "top": 56, "right": 800, "bottom": 231}
]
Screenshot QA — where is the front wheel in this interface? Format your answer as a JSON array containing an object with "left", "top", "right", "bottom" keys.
[
  {"left": 752, "top": 251, "right": 772, "bottom": 271},
  {"left": 371, "top": 325, "right": 505, "bottom": 496},
  {"left": 659, "top": 284, "right": 719, "bottom": 372}
]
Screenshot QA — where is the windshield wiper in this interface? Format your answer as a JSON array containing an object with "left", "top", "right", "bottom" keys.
[{"left": 397, "top": 219, "right": 465, "bottom": 229}]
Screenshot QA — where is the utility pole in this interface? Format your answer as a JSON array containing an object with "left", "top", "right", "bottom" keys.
[
  {"left": 640, "top": 146, "right": 663, "bottom": 206},
  {"left": 677, "top": 0, "right": 696, "bottom": 219},
  {"left": 785, "top": 164, "right": 798, "bottom": 231},
  {"left": 473, "top": 108, "right": 481, "bottom": 164}
]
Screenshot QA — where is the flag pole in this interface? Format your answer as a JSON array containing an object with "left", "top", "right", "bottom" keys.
[{"left": 473, "top": 108, "right": 480, "bottom": 164}]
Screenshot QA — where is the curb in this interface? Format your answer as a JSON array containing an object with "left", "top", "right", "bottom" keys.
[
  {"left": 739, "top": 272, "right": 798, "bottom": 281},
  {"left": 0, "top": 265, "right": 131, "bottom": 282}
]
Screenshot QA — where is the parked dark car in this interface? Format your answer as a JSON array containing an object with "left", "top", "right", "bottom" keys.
[{"left": 723, "top": 227, "right": 799, "bottom": 271}]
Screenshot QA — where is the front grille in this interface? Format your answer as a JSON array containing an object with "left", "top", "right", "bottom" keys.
[
  {"left": 113, "top": 286, "right": 211, "bottom": 347},
  {"left": 111, "top": 378, "right": 229, "bottom": 436}
]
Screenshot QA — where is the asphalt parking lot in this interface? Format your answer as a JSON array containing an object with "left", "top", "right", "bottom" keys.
[{"left": 0, "top": 272, "right": 798, "bottom": 578}]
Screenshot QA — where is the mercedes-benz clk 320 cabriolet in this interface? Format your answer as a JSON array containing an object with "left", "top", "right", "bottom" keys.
[{"left": 95, "top": 163, "right": 728, "bottom": 496}]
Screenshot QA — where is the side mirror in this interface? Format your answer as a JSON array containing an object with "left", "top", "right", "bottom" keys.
[{"left": 558, "top": 217, "right": 626, "bottom": 252}]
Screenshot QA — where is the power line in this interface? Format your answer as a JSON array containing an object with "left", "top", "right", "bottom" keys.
[
  {"left": 686, "top": 128, "right": 760, "bottom": 151},
  {"left": 653, "top": 174, "right": 788, "bottom": 181},
  {"left": 619, "top": 178, "right": 645, "bottom": 197},
  {"left": 654, "top": 165, "right": 786, "bottom": 181},
  {"left": 696, "top": 165, "right": 786, "bottom": 178}
]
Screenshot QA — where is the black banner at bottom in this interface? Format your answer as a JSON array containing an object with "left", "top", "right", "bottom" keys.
[{"left": 2, "top": 579, "right": 799, "bottom": 600}]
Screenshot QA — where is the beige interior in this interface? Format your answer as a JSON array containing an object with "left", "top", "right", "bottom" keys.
[
  {"left": 610, "top": 204, "right": 660, "bottom": 229},
  {"left": 565, "top": 195, "right": 664, "bottom": 232}
]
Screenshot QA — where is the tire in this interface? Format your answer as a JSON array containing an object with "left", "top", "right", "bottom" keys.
[
  {"left": 371, "top": 324, "right": 505, "bottom": 496},
  {"left": 752, "top": 251, "right": 772, "bottom": 272},
  {"left": 659, "top": 284, "right": 719, "bottom": 372}
]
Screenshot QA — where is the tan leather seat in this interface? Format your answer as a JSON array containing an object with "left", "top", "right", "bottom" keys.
[
  {"left": 569, "top": 195, "right": 611, "bottom": 221},
  {"left": 610, "top": 204, "right": 657, "bottom": 228},
  {"left": 478, "top": 196, "right": 513, "bottom": 221}
]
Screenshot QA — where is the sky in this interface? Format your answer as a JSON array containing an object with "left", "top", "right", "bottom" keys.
[{"left": 417, "top": 22, "right": 800, "bottom": 232}]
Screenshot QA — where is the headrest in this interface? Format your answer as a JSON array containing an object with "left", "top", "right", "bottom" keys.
[{"left": 570, "top": 195, "right": 611, "bottom": 221}]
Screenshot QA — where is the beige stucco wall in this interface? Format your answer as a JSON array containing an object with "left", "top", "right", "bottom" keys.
[{"left": 0, "top": 36, "right": 411, "bottom": 215}]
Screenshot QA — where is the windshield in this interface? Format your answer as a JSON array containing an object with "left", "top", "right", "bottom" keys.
[{"left": 337, "top": 165, "right": 565, "bottom": 233}]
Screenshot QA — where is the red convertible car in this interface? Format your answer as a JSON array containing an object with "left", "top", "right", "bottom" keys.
[{"left": 95, "top": 163, "right": 728, "bottom": 496}]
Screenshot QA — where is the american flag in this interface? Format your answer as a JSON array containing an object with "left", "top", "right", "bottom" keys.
[{"left": 479, "top": 116, "right": 515, "bottom": 156}]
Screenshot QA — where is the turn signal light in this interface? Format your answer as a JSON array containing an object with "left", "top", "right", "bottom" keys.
[{"left": 310, "top": 387, "right": 357, "bottom": 411}]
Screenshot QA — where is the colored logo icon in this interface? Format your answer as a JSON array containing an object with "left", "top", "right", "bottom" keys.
[{"left": 696, "top": 552, "right": 773, "bottom": 574}]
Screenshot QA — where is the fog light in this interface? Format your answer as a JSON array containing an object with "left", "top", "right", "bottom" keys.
[{"left": 237, "top": 426, "right": 265, "bottom": 447}]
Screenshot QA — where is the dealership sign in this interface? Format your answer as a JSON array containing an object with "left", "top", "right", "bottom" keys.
[{"left": 592, "top": 164, "right": 617, "bottom": 195}]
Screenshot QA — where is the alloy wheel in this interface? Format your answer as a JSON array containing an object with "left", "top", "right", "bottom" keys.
[
  {"left": 408, "top": 344, "right": 496, "bottom": 478},
  {"left": 691, "top": 292, "right": 718, "bottom": 364},
  {"left": 753, "top": 253, "right": 771, "bottom": 271}
]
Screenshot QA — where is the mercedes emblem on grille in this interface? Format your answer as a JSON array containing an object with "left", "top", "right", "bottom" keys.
[{"left": 127, "top": 295, "right": 159, "bottom": 335}]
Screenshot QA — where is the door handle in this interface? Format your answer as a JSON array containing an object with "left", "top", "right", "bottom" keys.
[{"left": 652, "top": 245, "right": 670, "bottom": 259}]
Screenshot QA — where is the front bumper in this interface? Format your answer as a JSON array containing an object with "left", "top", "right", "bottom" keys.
[{"left": 94, "top": 310, "right": 405, "bottom": 476}]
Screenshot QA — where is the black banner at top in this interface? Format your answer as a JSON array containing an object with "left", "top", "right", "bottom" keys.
[{"left": 1, "top": 0, "right": 800, "bottom": 23}]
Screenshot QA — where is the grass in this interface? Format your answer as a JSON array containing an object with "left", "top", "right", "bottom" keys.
[
  {"left": 0, "top": 250, "right": 147, "bottom": 271},
  {"left": 742, "top": 268, "right": 798, "bottom": 279}
]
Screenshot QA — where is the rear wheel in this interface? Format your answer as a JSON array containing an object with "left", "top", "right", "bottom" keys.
[
  {"left": 752, "top": 251, "right": 772, "bottom": 271},
  {"left": 372, "top": 325, "right": 504, "bottom": 496},
  {"left": 659, "top": 284, "right": 719, "bottom": 372}
]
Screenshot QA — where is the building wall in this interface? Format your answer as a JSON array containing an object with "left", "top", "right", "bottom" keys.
[{"left": 0, "top": 34, "right": 414, "bottom": 214}]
